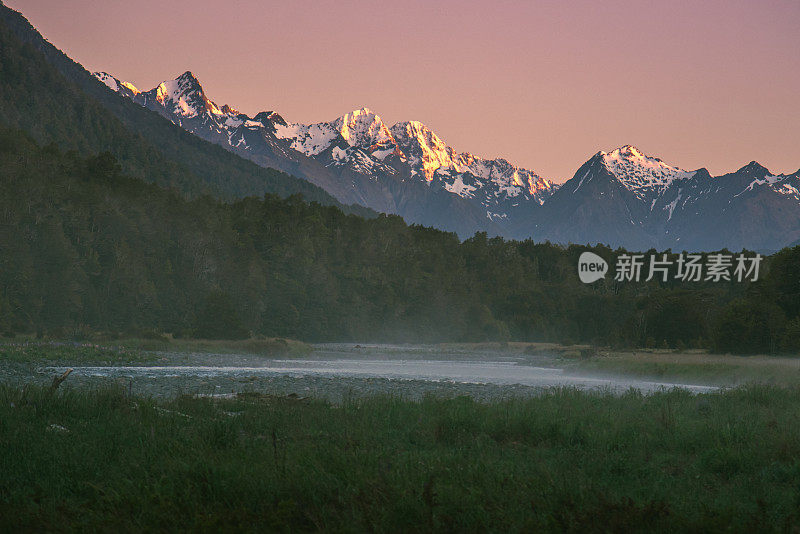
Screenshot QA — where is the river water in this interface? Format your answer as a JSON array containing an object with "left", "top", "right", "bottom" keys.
[{"left": 12, "top": 343, "right": 716, "bottom": 400}]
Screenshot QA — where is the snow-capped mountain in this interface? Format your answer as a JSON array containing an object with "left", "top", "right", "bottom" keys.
[
  {"left": 93, "top": 71, "right": 800, "bottom": 250},
  {"left": 268, "top": 109, "right": 556, "bottom": 222},
  {"left": 598, "top": 145, "right": 696, "bottom": 204},
  {"left": 93, "top": 71, "right": 555, "bottom": 237},
  {"left": 521, "top": 145, "right": 800, "bottom": 251},
  {"left": 389, "top": 120, "right": 554, "bottom": 221}
]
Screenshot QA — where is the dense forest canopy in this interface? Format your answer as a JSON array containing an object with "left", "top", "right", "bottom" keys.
[{"left": 1, "top": 130, "right": 798, "bottom": 353}]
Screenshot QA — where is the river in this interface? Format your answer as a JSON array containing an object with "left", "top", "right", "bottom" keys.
[{"left": 14, "top": 343, "right": 717, "bottom": 400}]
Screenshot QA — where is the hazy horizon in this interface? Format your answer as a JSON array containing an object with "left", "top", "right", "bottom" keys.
[{"left": 7, "top": 0, "right": 799, "bottom": 182}]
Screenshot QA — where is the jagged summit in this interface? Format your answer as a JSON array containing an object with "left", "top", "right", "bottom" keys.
[
  {"left": 151, "top": 71, "right": 221, "bottom": 117},
  {"left": 600, "top": 144, "right": 668, "bottom": 166},
  {"left": 598, "top": 144, "right": 695, "bottom": 197},
  {"left": 391, "top": 120, "right": 456, "bottom": 180},
  {"left": 93, "top": 68, "right": 556, "bottom": 226},
  {"left": 737, "top": 161, "right": 770, "bottom": 175},
  {"left": 599, "top": 144, "right": 645, "bottom": 159},
  {"left": 331, "top": 108, "right": 394, "bottom": 148},
  {"left": 177, "top": 70, "right": 199, "bottom": 83}
]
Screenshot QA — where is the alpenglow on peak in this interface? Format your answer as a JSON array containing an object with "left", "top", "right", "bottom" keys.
[{"left": 93, "top": 69, "right": 558, "bottom": 231}]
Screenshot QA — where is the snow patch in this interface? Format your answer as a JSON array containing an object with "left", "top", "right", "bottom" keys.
[
  {"left": 573, "top": 169, "right": 592, "bottom": 193},
  {"left": 663, "top": 191, "right": 683, "bottom": 221},
  {"left": 601, "top": 145, "right": 695, "bottom": 198},
  {"left": 94, "top": 72, "right": 119, "bottom": 92},
  {"left": 444, "top": 175, "right": 477, "bottom": 198},
  {"left": 274, "top": 122, "right": 339, "bottom": 156}
]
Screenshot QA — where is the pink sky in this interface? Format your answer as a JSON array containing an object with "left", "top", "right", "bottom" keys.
[{"left": 7, "top": 0, "right": 800, "bottom": 182}]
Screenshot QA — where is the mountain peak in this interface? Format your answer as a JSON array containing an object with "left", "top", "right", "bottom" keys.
[
  {"left": 389, "top": 120, "right": 454, "bottom": 180},
  {"left": 332, "top": 108, "right": 393, "bottom": 148},
  {"left": 601, "top": 144, "right": 649, "bottom": 161},
  {"left": 611, "top": 144, "right": 644, "bottom": 158},
  {"left": 175, "top": 71, "right": 206, "bottom": 93},
  {"left": 351, "top": 107, "right": 376, "bottom": 116},
  {"left": 153, "top": 71, "right": 224, "bottom": 118},
  {"left": 597, "top": 145, "right": 695, "bottom": 197},
  {"left": 393, "top": 120, "right": 431, "bottom": 134},
  {"left": 390, "top": 120, "right": 441, "bottom": 147},
  {"left": 737, "top": 161, "right": 770, "bottom": 175}
]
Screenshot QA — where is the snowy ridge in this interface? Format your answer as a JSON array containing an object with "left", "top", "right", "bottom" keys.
[
  {"left": 734, "top": 169, "right": 800, "bottom": 201},
  {"left": 95, "top": 71, "right": 120, "bottom": 92},
  {"left": 82, "top": 70, "right": 800, "bottom": 248},
  {"left": 93, "top": 72, "right": 140, "bottom": 97},
  {"left": 95, "top": 69, "right": 557, "bottom": 218},
  {"left": 271, "top": 111, "right": 556, "bottom": 208},
  {"left": 387, "top": 120, "right": 556, "bottom": 206},
  {"left": 391, "top": 121, "right": 460, "bottom": 181},
  {"left": 92, "top": 70, "right": 553, "bottom": 220},
  {"left": 600, "top": 145, "right": 695, "bottom": 199}
]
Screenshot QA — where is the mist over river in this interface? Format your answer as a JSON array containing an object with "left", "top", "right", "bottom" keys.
[{"left": 4, "top": 343, "right": 717, "bottom": 400}]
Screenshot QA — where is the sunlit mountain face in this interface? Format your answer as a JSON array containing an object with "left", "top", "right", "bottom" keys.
[
  {"left": 95, "top": 70, "right": 800, "bottom": 251},
  {"left": 94, "top": 71, "right": 557, "bottom": 237}
]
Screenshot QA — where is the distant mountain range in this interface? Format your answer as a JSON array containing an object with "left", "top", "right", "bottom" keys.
[
  {"left": 95, "top": 70, "right": 800, "bottom": 251},
  {"left": 94, "top": 70, "right": 555, "bottom": 238},
  {"left": 528, "top": 146, "right": 800, "bottom": 252},
  {"left": 1, "top": 0, "right": 797, "bottom": 252}
]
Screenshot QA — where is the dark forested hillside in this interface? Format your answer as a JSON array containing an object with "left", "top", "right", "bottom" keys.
[
  {"left": 0, "top": 2, "right": 373, "bottom": 216},
  {"left": 1, "top": 130, "right": 797, "bottom": 352}
]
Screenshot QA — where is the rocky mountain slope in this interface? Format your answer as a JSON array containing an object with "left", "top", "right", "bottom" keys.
[
  {"left": 95, "top": 70, "right": 556, "bottom": 237},
  {"left": 96, "top": 69, "right": 800, "bottom": 251},
  {"left": 524, "top": 145, "right": 800, "bottom": 251}
]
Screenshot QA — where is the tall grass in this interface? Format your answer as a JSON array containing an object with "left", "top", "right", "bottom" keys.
[{"left": 3, "top": 384, "right": 800, "bottom": 531}]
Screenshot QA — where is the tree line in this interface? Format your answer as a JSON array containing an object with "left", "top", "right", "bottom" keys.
[{"left": 1, "top": 130, "right": 798, "bottom": 354}]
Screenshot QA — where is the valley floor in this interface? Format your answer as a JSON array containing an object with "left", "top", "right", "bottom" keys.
[{"left": 3, "top": 343, "right": 800, "bottom": 530}]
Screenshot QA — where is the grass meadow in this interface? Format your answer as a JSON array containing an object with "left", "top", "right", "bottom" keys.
[{"left": 3, "top": 383, "right": 800, "bottom": 532}]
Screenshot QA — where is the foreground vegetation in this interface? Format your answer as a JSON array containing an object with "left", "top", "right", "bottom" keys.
[{"left": 2, "top": 384, "right": 800, "bottom": 531}]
